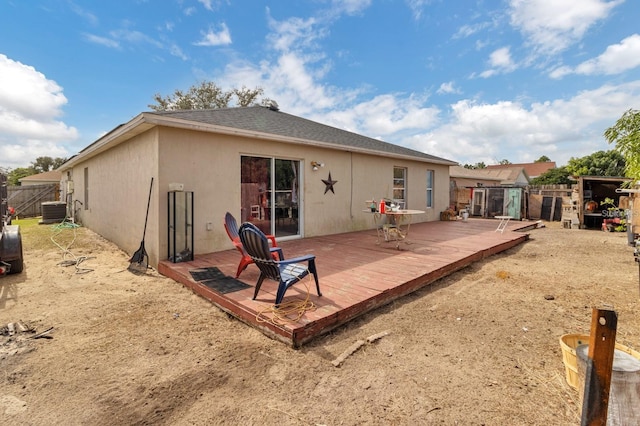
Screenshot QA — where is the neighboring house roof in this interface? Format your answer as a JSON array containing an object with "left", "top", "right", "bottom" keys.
[
  {"left": 61, "top": 106, "right": 457, "bottom": 170},
  {"left": 449, "top": 165, "right": 529, "bottom": 186},
  {"left": 450, "top": 166, "right": 503, "bottom": 182},
  {"left": 485, "top": 161, "right": 556, "bottom": 178},
  {"left": 18, "top": 170, "right": 62, "bottom": 184}
]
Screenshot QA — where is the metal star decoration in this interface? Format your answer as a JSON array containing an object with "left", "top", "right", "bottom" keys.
[{"left": 322, "top": 172, "right": 338, "bottom": 194}]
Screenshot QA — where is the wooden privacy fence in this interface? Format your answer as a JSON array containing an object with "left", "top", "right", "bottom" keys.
[
  {"left": 528, "top": 184, "right": 572, "bottom": 221},
  {"left": 7, "top": 184, "right": 60, "bottom": 218}
]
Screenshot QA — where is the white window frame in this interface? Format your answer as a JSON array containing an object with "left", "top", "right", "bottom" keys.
[
  {"left": 393, "top": 167, "right": 407, "bottom": 207},
  {"left": 426, "top": 169, "right": 434, "bottom": 209}
]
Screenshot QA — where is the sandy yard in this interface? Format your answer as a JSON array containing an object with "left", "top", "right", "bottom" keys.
[{"left": 1, "top": 219, "right": 639, "bottom": 425}]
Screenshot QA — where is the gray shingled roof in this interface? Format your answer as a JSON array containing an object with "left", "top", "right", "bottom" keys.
[{"left": 150, "top": 106, "right": 456, "bottom": 165}]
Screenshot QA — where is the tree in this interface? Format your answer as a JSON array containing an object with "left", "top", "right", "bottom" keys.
[
  {"left": 31, "top": 156, "right": 66, "bottom": 173},
  {"left": 530, "top": 166, "right": 575, "bottom": 185},
  {"left": 234, "top": 86, "right": 269, "bottom": 107},
  {"left": 498, "top": 159, "right": 511, "bottom": 165},
  {"left": 2, "top": 156, "right": 66, "bottom": 185},
  {"left": 535, "top": 155, "right": 551, "bottom": 163},
  {"left": 565, "top": 150, "right": 625, "bottom": 177},
  {"left": 7, "top": 167, "right": 36, "bottom": 185},
  {"left": 463, "top": 162, "right": 486, "bottom": 169},
  {"left": 149, "top": 81, "right": 269, "bottom": 111},
  {"left": 604, "top": 109, "right": 640, "bottom": 182}
]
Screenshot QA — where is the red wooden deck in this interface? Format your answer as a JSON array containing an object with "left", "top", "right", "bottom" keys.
[{"left": 158, "top": 218, "right": 532, "bottom": 347}]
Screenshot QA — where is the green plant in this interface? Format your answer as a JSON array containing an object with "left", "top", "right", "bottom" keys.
[
  {"left": 599, "top": 198, "right": 627, "bottom": 232},
  {"left": 600, "top": 197, "right": 617, "bottom": 209}
]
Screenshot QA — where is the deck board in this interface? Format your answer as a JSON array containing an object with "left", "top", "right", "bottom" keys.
[{"left": 158, "top": 218, "right": 532, "bottom": 346}]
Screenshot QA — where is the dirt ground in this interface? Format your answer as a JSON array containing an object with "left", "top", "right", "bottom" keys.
[{"left": 1, "top": 219, "right": 639, "bottom": 425}]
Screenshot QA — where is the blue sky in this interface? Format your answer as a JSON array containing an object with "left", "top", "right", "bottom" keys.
[{"left": 1, "top": 0, "right": 639, "bottom": 170}]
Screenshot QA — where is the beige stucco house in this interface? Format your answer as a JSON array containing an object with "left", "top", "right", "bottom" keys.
[{"left": 59, "top": 105, "right": 457, "bottom": 267}]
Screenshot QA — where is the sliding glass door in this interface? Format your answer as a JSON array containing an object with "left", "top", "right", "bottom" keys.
[{"left": 240, "top": 156, "right": 300, "bottom": 238}]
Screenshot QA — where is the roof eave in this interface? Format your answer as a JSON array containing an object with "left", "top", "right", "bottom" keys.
[{"left": 59, "top": 113, "right": 153, "bottom": 171}]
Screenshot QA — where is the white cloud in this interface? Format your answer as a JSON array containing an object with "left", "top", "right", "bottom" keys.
[
  {"left": 409, "top": 81, "right": 640, "bottom": 166},
  {"left": 168, "top": 43, "right": 189, "bottom": 60},
  {"left": 489, "top": 47, "right": 515, "bottom": 69},
  {"left": 0, "top": 55, "right": 77, "bottom": 168},
  {"left": 548, "top": 65, "right": 572, "bottom": 79},
  {"left": 111, "top": 29, "right": 163, "bottom": 48},
  {"left": 271, "top": 53, "right": 337, "bottom": 112},
  {"left": 329, "top": 94, "right": 440, "bottom": 137},
  {"left": 0, "top": 140, "right": 69, "bottom": 169},
  {"left": 576, "top": 34, "right": 640, "bottom": 75},
  {"left": 213, "top": 35, "right": 436, "bottom": 139},
  {"left": 454, "top": 21, "right": 493, "bottom": 39},
  {"left": 331, "top": 0, "right": 371, "bottom": 16},
  {"left": 0, "top": 56, "right": 66, "bottom": 122},
  {"left": 477, "top": 69, "right": 496, "bottom": 79},
  {"left": 437, "top": 82, "right": 461, "bottom": 95},
  {"left": 478, "top": 47, "right": 517, "bottom": 78},
  {"left": 194, "top": 23, "right": 232, "bottom": 46},
  {"left": 405, "top": 0, "right": 432, "bottom": 20},
  {"left": 87, "top": 26, "right": 190, "bottom": 60},
  {"left": 69, "top": 2, "right": 98, "bottom": 26},
  {"left": 84, "top": 33, "right": 120, "bottom": 49},
  {"left": 267, "top": 14, "right": 323, "bottom": 53},
  {"left": 509, "top": 0, "right": 623, "bottom": 55},
  {"left": 198, "top": 0, "right": 214, "bottom": 11},
  {"left": 213, "top": 54, "right": 339, "bottom": 116},
  {"left": 197, "top": 0, "right": 228, "bottom": 11},
  {"left": 550, "top": 34, "right": 640, "bottom": 78}
]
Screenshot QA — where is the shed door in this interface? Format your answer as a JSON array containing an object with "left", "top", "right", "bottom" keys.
[
  {"left": 472, "top": 189, "right": 485, "bottom": 216},
  {"left": 505, "top": 189, "right": 522, "bottom": 220}
]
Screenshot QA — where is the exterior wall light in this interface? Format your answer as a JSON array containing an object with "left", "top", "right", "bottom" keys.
[{"left": 311, "top": 161, "right": 324, "bottom": 171}]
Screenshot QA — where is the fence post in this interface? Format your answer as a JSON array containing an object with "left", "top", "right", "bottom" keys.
[{"left": 581, "top": 308, "right": 617, "bottom": 426}]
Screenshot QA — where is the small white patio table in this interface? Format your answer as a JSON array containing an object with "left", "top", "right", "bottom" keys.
[{"left": 382, "top": 209, "right": 426, "bottom": 248}]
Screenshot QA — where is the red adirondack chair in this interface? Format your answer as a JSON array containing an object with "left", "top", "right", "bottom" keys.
[{"left": 224, "top": 212, "right": 280, "bottom": 278}]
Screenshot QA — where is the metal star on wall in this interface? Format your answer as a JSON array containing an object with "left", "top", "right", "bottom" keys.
[{"left": 322, "top": 172, "right": 338, "bottom": 194}]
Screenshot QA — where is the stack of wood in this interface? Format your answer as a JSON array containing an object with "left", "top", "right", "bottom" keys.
[{"left": 440, "top": 209, "right": 457, "bottom": 221}]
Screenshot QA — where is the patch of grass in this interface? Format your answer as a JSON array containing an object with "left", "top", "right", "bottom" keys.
[
  {"left": 13, "top": 218, "right": 55, "bottom": 250},
  {"left": 11, "top": 217, "right": 41, "bottom": 229},
  {"left": 12, "top": 218, "right": 92, "bottom": 252}
]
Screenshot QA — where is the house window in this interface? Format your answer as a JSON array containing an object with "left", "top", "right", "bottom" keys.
[
  {"left": 426, "top": 170, "right": 434, "bottom": 208},
  {"left": 83, "top": 167, "right": 89, "bottom": 210},
  {"left": 393, "top": 167, "right": 406, "bottom": 207}
]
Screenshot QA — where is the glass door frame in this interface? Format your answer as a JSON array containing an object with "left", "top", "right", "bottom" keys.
[{"left": 240, "top": 155, "right": 303, "bottom": 240}]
